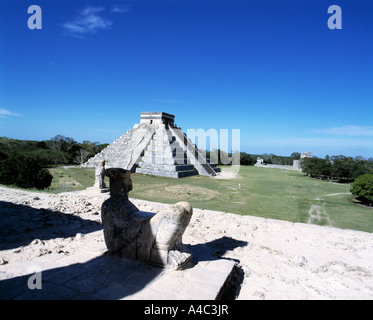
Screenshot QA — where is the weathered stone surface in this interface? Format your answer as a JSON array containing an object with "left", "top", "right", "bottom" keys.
[
  {"left": 0, "top": 248, "right": 235, "bottom": 300},
  {"left": 101, "top": 168, "right": 193, "bottom": 269},
  {"left": 84, "top": 123, "right": 156, "bottom": 171}
]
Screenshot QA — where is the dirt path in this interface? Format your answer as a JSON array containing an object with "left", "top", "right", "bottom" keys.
[
  {"left": 314, "top": 192, "right": 351, "bottom": 201},
  {"left": 308, "top": 192, "right": 352, "bottom": 225}
]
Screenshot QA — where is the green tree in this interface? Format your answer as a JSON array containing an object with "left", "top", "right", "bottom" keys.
[
  {"left": 79, "top": 140, "right": 108, "bottom": 159},
  {"left": 290, "top": 152, "right": 301, "bottom": 160},
  {"left": 48, "top": 135, "right": 80, "bottom": 163},
  {"left": 301, "top": 157, "right": 331, "bottom": 179},
  {"left": 0, "top": 153, "right": 53, "bottom": 189},
  {"left": 351, "top": 174, "right": 373, "bottom": 206},
  {"left": 240, "top": 152, "right": 254, "bottom": 166},
  {"left": 331, "top": 156, "right": 354, "bottom": 182}
]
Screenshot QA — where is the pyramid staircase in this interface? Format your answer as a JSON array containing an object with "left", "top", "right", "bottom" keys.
[
  {"left": 168, "top": 126, "right": 221, "bottom": 175},
  {"left": 136, "top": 125, "right": 198, "bottom": 178}
]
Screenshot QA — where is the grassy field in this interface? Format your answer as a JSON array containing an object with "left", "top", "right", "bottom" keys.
[
  {"left": 48, "top": 166, "right": 97, "bottom": 193},
  {"left": 46, "top": 165, "right": 373, "bottom": 233}
]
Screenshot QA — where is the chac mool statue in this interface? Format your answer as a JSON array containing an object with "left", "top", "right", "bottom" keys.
[{"left": 101, "top": 168, "right": 193, "bottom": 269}]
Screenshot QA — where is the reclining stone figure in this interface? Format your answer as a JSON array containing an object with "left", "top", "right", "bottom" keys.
[{"left": 101, "top": 168, "right": 193, "bottom": 269}]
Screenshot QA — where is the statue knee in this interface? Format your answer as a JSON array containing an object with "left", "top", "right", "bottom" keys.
[{"left": 172, "top": 201, "right": 193, "bottom": 227}]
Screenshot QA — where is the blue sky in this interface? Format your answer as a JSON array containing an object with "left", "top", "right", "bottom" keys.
[{"left": 1, "top": 0, "right": 373, "bottom": 158}]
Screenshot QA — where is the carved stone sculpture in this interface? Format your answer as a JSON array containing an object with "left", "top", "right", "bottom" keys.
[
  {"left": 101, "top": 168, "right": 193, "bottom": 269},
  {"left": 87, "top": 160, "right": 109, "bottom": 193},
  {"left": 94, "top": 160, "right": 107, "bottom": 189}
]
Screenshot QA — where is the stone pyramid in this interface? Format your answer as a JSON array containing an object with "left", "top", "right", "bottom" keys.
[{"left": 84, "top": 112, "right": 220, "bottom": 178}]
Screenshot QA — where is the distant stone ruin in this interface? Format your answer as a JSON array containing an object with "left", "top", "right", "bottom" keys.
[
  {"left": 301, "top": 152, "right": 313, "bottom": 159},
  {"left": 254, "top": 152, "right": 313, "bottom": 172},
  {"left": 84, "top": 112, "right": 220, "bottom": 178},
  {"left": 293, "top": 160, "right": 301, "bottom": 171},
  {"left": 255, "top": 158, "right": 264, "bottom": 166}
]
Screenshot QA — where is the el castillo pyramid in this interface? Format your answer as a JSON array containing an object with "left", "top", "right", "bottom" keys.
[{"left": 84, "top": 112, "right": 220, "bottom": 178}]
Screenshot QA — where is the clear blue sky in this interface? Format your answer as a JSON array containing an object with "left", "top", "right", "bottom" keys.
[{"left": 1, "top": 0, "right": 373, "bottom": 158}]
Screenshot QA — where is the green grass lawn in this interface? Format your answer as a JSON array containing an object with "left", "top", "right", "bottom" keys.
[{"left": 45, "top": 165, "right": 373, "bottom": 233}]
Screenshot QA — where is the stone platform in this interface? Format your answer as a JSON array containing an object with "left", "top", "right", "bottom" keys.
[{"left": 0, "top": 244, "right": 236, "bottom": 300}]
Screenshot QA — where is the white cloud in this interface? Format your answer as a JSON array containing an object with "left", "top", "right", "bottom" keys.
[
  {"left": 111, "top": 5, "right": 129, "bottom": 13},
  {"left": 80, "top": 6, "right": 105, "bottom": 16},
  {"left": 61, "top": 6, "right": 112, "bottom": 38},
  {"left": 312, "top": 125, "right": 373, "bottom": 137},
  {"left": 0, "top": 108, "right": 20, "bottom": 118}
]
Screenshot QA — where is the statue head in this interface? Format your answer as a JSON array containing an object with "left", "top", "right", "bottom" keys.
[{"left": 105, "top": 168, "right": 133, "bottom": 199}]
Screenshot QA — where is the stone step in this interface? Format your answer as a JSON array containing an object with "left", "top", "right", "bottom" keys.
[
  {"left": 148, "top": 134, "right": 178, "bottom": 141},
  {"left": 175, "top": 170, "right": 199, "bottom": 178},
  {"left": 147, "top": 142, "right": 181, "bottom": 151},
  {"left": 0, "top": 248, "right": 236, "bottom": 300},
  {"left": 144, "top": 145, "right": 185, "bottom": 154},
  {"left": 136, "top": 168, "right": 198, "bottom": 178},
  {"left": 140, "top": 156, "right": 190, "bottom": 165},
  {"left": 137, "top": 163, "right": 195, "bottom": 172},
  {"left": 143, "top": 151, "right": 187, "bottom": 161},
  {"left": 206, "top": 162, "right": 222, "bottom": 173},
  {"left": 125, "top": 259, "right": 237, "bottom": 300}
]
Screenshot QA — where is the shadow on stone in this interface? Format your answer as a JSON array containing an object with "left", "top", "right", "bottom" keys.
[
  {"left": 187, "top": 237, "right": 248, "bottom": 300},
  {"left": 0, "top": 236, "right": 247, "bottom": 300},
  {"left": 0, "top": 201, "right": 102, "bottom": 251},
  {"left": 0, "top": 253, "right": 162, "bottom": 300},
  {"left": 187, "top": 236, "right": 248, "bottom": 263}
]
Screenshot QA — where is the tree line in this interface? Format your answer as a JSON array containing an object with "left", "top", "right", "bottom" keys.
[
  {"left": 300, "top": 155, "right": 373, "bottom": 183},
  {"left": 0, "top": 135, "right": 108, "bottom": 165},
  {"left": 0, "top": 135, "right": 108, "bottom": 189},
  {"left": 204, "top": 150, "right": 301, "bottom": 166}
]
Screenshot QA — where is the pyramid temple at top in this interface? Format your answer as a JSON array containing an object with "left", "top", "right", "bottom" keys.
[{"left": 84, "top": 112, "right": 220, "bottom": 178}]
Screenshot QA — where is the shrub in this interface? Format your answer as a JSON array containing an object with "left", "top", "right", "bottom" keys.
[
  {"left": 34, "top": 168, "right": 53, "bottom": 189},
  {"left": 0, "top": 153, "right": 53, "bottom": 189},
  {"left": 240, "top": 152, "right": 255, "bottom": 166},
  {"left": 351, "top": 174, "right": 373, "bottom": 206}
]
